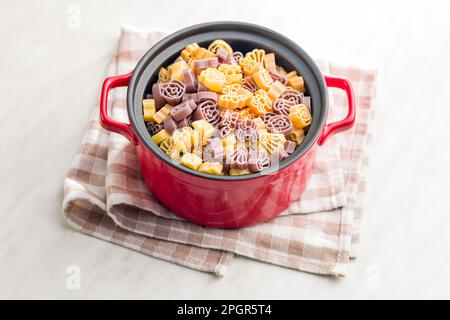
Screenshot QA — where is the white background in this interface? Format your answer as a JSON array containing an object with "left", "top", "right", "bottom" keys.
[{"left": 1, "top": 0, "right": 449, "bottom": 299}]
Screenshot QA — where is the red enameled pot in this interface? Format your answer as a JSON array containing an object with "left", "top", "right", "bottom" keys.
[{"left": 99, "top": 22, "right": 355, "bottom": 228}]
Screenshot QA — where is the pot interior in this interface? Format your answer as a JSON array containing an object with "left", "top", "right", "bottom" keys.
[{"left": 128, "top": 21, "right": 328, "bottom": 180}]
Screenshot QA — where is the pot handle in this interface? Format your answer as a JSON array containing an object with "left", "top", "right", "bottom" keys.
[
  {"left": 99, "top": 71, "right": 138, "bottom": 144},
  {"left": 317, "top": 75, "right": 356, "bottom": 145}
]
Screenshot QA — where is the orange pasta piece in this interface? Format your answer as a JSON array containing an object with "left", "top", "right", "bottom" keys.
[
  {"left": 245, "top": 49, "right": 265, "bottom": 65},
  {"left": 218, "top": 64, "right": 243, "bottom": 85},
  {"left": 289, "top": 104, "right": 312, "bottom": 129},
  {"left": 248, "top": 89, "right": 272, "bottom": 115},
  {"left": 253, "top": 69, "right": 273, "bottom": 90},
  {"left": 286, "top": 70, "right": 297, "bottom": 79},
  {"left": 263, "top": 53, "right": 276, "bottom": 70},
  {"left": 193, "top": 47, "right": 216, "bottom": 60},
  {"left": 168, "top": 60, "right": 189, "bottom": 81},
  {"left": 199, "top": 68, "right": 226, "bottom": 93},
  {"left": 219, "top": 84, "right": 251, "bottom": 109},
  {"left": 239, "top": 57, "right": 261, "bottom": 76},
  {"left": 208, "top": 39, "right": 233, "bottom": 56},
  {"left": 267, "top": 81, "right": 286, "bottom": 100},
  {"left": 181, "top": 43, "right": 200, "bottom": 62},
  {"left": 288, "top": 75, "right": 305, "bottom": 92}
]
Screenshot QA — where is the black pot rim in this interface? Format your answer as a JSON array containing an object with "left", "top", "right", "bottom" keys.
[{"left": 127, "top": 21, "right": 328, "bottom": 181}]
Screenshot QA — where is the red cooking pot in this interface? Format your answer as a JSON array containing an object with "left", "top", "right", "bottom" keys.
[{"left": 99, "top": 22, "right": 355, "bottom": 228}]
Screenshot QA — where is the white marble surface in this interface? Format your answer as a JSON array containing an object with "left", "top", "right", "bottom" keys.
[{"left": 1, "top": 0, "right": 450, "bottom": 299}]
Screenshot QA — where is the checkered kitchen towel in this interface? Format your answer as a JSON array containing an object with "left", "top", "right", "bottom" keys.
[{"left": 62, "top": 26, "right": 377, "bottom": 277}]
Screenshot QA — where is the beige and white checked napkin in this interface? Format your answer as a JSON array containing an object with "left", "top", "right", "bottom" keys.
[{"left": 62, "top": 26, "right": 377, "bottom": 277}]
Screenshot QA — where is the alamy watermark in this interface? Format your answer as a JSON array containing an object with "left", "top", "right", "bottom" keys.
[
  {"left": 66, "top": 265, "right": 81, "bottom": 290},
  {"left": 66, "top": 5, "right": 81, "bottom": 30},
  {"left": 365, "top": 264, "right": 381, "bottom": 291}
]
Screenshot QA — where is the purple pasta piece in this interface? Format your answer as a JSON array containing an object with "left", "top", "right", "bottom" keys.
[
  {"left": 218, "top": 126, "right": 234, "bottom": 138},
  {"left": 183, "top": 68, "right": 197, "bottom": 93},
  {"left": 237, "top": 119, "right": 257, "bottom": 131},
  {"left": 248, "top": 150, "right": 270, "bottom": 173},
  {"left": 182, "top": 93, "right": 198, "bottom": 103},
  {"left": 235, "top": 119, "right": 258, "bottom": 143},
  {"left": 273, "top": 98, "right": 294, "bottom": 116},
  {"left": 270, "top": 148, "right": 289, "bottom": 164},
  {"left": 284, "top": 140, "right": 296, "bottom": 154},
  {"left": 161, "top": 80, "right": 186, "bottom": 105},
  {"left": 241, "top": 76, "right": 259, "bottom": 93},
  {"left": 171, "top": 99, "right": 196, "bottom": 121},
  {"left": 193, "top": 57, "right": 219, "bottom": 72},
  {"left": 216, "top": 48, "right": 228, "bottom": 63},
  {"left": 163, "top": 115, "right": 178, "bottom": 135},
  {"left": 219, "top": 110, "right": 239, "bottom": 129},
  {"left": 303, "top": 96, "right": 311, "bottom": 112},
  {"left": 268, "top": 69, "right": 288, "bottom": 85},
  {"left": 261, "top": 112, "right": 277, "bottom": 125},
  {"left": 197, "top": 91, "right": 218, "bottom": 103},
  {"left": 146, "top": 122, "right": 164, "bottom": 136},
  {"left": 192, "top": 100, "right": 220, "bottom": 126},
  {"left": 235, "top": 128, "right": 258, "bottom": 144},
  {"left": 232, "top": 51, "right": 243, "bottom": 64},
  {"left": 281, "top": 89, "right": 303, "bottom": 105},
  {"left": 152, "top": 83, "right": 165, "bottom": 110},
  {"left": 228, "top": 146, "right": 248, "bottom": 170},
  {"left": 177, "top": 115, "right": 192, "bottom": 128},
  {"left": 265, "top": 115, "right": 293, "bottom": 136},
  {"left": 203, "top": 138, "right": 225, "bottom": 163}
]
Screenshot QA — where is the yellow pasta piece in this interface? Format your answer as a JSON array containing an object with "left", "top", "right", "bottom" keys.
[
  {"left": 288, "top": 75, "right": 305, "bottom": 92},
  {"left": 239, "top": 57, "right": 261, "bottom": 76},
  {"left": 277, "top": 66, "right": 288, "bottom": 75},
  {"left": 238, "top": 87, "right": 253, "bottom": 102},
  {"left": 245, "top": 49, "right": 265, "bottom": 65},
  {"left": 289, "top": 104, "right": 312, "bottom": 129},
  {"left": 222, "top": 134, "right": 236, "bottom": 158},
  {"left": 258, "top": 132, "right": 286, "bottom": 156},
  {"left": 286, "top": 70, "right": 297, "bottom": 79},
  {"left": 248, "top": 89, "right": 272, "bottom": 115},
  {"left": 238, "top": 107, "right": 257, "bottom": 120},
  {"left": 289, "top": 127, "right": 305, "bottom": 145},
  {"left": 198, "top": 162, "right": 223, "bottom": 175},
  {"left": 152, "top": 129, "right": 170, "bottom": 145},
  {"left": 267, "top": 81, "right": 286, "bottom": 101},
  {"left": 208, "top": 39, "right": 233, "bottom": 56},
  {"left": 253, "top": 69, "right": 273, "bottom": 90},
  {"left": 168, "top": 60, "right": 189, "bottom": 81},
  {"left": 257, "top": 128, "right": 268, "bottom": 135},
  {"left": 152, "top": 104, "right": 172, "bottom": 124},
  {"left": 158, "top": 67, "right": 170, "bottom": 83},
  {"left": 199, "top": 68, "right": 226, "bottom": 93},
  {"left": 192, "top": 120, "right": 215, "bottom": 145},
  {"left": 263, "top": 53, "right": 276, "bottom": 70},
  {"left": 180, "top": 153, "right": 203, "bottom": 170},
  {"left": 230, "top": 168, "right": 251, "bottom": 176},
  {"left": 190, "top": 129, "right": 202, "bottom": 148},
  {"left": 253, "top": 117, "right": 266, "bottom": 130},
  {"left": 172, "top": 127, "right": 194, "bottom": 153},
  {"left": 181, "top": 43, "right": 200, "bottom": 62},
  {"left": 218, "top": 64, "right": 243, "bottom": 85},
  {"left": 159, "top": 137, "right": 174, "bottom": 154},
  {"left": 192, "top": 146, "right": 203, "bottom": 159},
  {"left": 193, "top": 47, "right": 216, "bottom": 60},
  {"left": 142, "top": 99, "right": 156, "bottom": 121}
]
